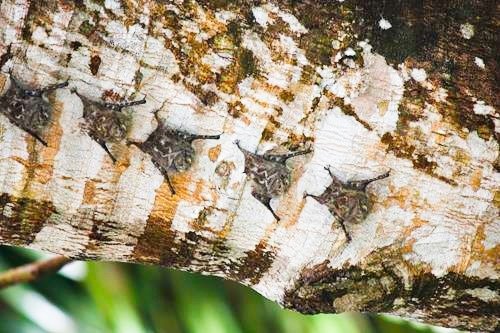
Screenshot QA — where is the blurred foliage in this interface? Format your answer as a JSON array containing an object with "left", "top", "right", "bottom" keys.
[{"left": 0, "top": 246, "right": 457, "bottom": 333}]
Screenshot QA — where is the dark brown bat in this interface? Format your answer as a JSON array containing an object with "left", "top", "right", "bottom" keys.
[
  {"left": 235, "top": 140, "right": 311, "bottom": 221},
  {"left": 133, "top": 112, "right": 220, "bottom": 195},
  {"left": 305, "top": 166, "right": 390, "bottom": 242},
  {"left": 73, "top": 90, "right": 145, "bottom": 163},
  {"left": 0, "top": 74, "right": 68, "bottom": 146}
]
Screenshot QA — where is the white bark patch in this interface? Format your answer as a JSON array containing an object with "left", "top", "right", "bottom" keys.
[
  {"left": 179, "top": 16, "right": 212, "bottom": 42},
  {"left": 242, "top": 32, "right": 272, "bottom": 65},
  {"left": 0, "top": 114, "right": 29, "bottom": 196},
  {"left": 31, "top": 213, "right": 92, "bottom": 256},
  {"left": 465, "top": 288, "right": 499, "bottom": 302},
  {"left": 466, "top": 131, "right": 498, "bottom": 162},
  {"left": 96, "top": 48, "right": 140, "bottom": 89},
  {"left": 410, "top": 68, "right": 427, "bottom": 82},
  {"left": 104, "top": 21, "right": 148, "bottom": 57},
  {"left": 431, "top": 87, "right": 448, "bottom": 103},
  {"left": 202, "top": 52, "right": 233, "bottom": 73},
  {"left": 48, "top": 90, "right": 105, "bottom": 214},
  {"left": 273, "top": 85, "right": 318, "bottom": 141},
  {"left": 31, "top": 26, "right": 48, "bottom": 45},
  {"left": 465, "top": 260, "right": 498, "bottom": 279},
  {"left": 252, "top": 7, "right": 273, "bottom": 28},
  {"left": 83, "top": 0, "right": 105, "bottom": 13},
  {"left": 157, "top": 81, "right": 225, "bottom": 135},
  {"left": 242, "top": 32, "right": 303, "bottom": 89},
  {"left": 254, "top": 198, "right": 340, "bottom": 300},
  {"left": 278, "top": 35, "right": 309, "bottom": 66},
  {"left": 235, "top": 77, "right": 280, "bottom": 148},
  {"left": 9, "top": 44, "right": 63, "bottom": 84},
  {"left": 350, "top": 53, "right": 404, "bottom": 135},
  {"left": 142, "top": 37, "right": 180, "bottom": 74},
  {"left": 483, "top": 218, "right": 500, "bottom": 251},
  {"left": 391, "top": 95, "right": 498, "bottom": 188},
  {"left": 275, "top": 11, "right": 307, "bottom": 35},
  {"left": 104, "top": 149, "right": 164, "bottom": 260},
  {"left": 405, "top": 224, "right": 463, "bottom": 276},
  {"left": 0, "top": 0, "right": 29, "bottom": 46},
  {"left": 65, "top": 45, "right": 140, "bottom": 99},
  {"left": 297, "top": 107, "right": 389, "bottom": 198},
  {"left": 329, "top": 206, "right": 415, "bottom": 270},
  {"left": 253, "top": 3, "right": 308, "bottom": 34},
  {"left": 66, "top": 45, "right": 94, "bottom": 76},
  {"left": 104, "top": 0, "right": 124, "bottom": 15},
  {"left": 378, "top": 18, "right": 392, "bottom": 30},
  {"left": 317, "top": 66, "right": 338, "bottom": 92},
  {"left": 460, "top": 23, "right": 475, "bottom": 39},
  {"left": 399, "top": 167, "right": 495, "bottom": 276},
  {"left": 214, "top": 10, "right": 237, "bottom": 24},
  {"left": 474, "top": 57, "right": 485, "bottom": 69},
  {"left": 31, "top": 6, "right": 74, "bottom": 54},
  {"left": 226, "top": 184, "right": 276, "bottom": 253},
  {"left": 473, "top": 101, "right": 495, "bottom": 115},
  {"left": 127, "top": 70, "right": 173, "bottom": 142},
  {"left": 170, "top": 137, "right": 238, "bottom": 236},
  {"left": 200, "top": 137, "right": 248, "bottom": 233},
  {"left": 171, "top": 201, "right": 206, "bottom": 233}
]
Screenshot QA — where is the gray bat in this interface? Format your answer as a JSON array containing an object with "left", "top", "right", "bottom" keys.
[
  {"left": 73, "top": 90, "right": 145, "bottom": 163},
  {"left": 133, "top": 112, "right": 220, "bottom": 195},
  {"left": 0, "top": 74, "right": 68, "bottom": 146},
  {"left": 235, "top": 140, "right": 311, "bottom": 221},
  {"left": 305, "top": 166, "right": 390, "bottom": 242}
]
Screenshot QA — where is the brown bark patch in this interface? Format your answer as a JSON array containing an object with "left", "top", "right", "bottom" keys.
[
  {"left": 231, "top": 240, "right": 276, "bottom": 285},
  {"left": 132, "top": 213, "right": 176, "bottom": 265},
  {"left": 208, "top": 144, "right": 221, "bottom": 162},
  {"left": 89, "top": 54, "right": 101, "bottom": 76},
  {"left": 470, "top": 169, "right": 483, "bottom": 191},
  {"left": 82, "top": 181, "right": 97, "bottom": 205},
  {"left": 0, "top": 193, "right": 56, "bottom": 245},
  {"left": 133, "top": 174, "right": 205, "bottom": 265}
]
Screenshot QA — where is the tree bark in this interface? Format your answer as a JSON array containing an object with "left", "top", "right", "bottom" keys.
[{"left": 0, "top": 0, "right": 498, "bottom": 331}]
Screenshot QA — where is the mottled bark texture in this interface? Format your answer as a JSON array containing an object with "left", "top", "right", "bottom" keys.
[{"left": 0, "top": 1, "right": 498, "bottom": 331}]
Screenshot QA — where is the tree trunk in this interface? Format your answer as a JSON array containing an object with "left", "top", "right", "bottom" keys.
[{"left": 0, "top": 0, "right": 498, "bottom": 331}]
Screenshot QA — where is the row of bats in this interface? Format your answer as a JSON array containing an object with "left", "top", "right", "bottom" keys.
[{"left": 0, "top": 75, "right": 389, "bottom": 242}]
